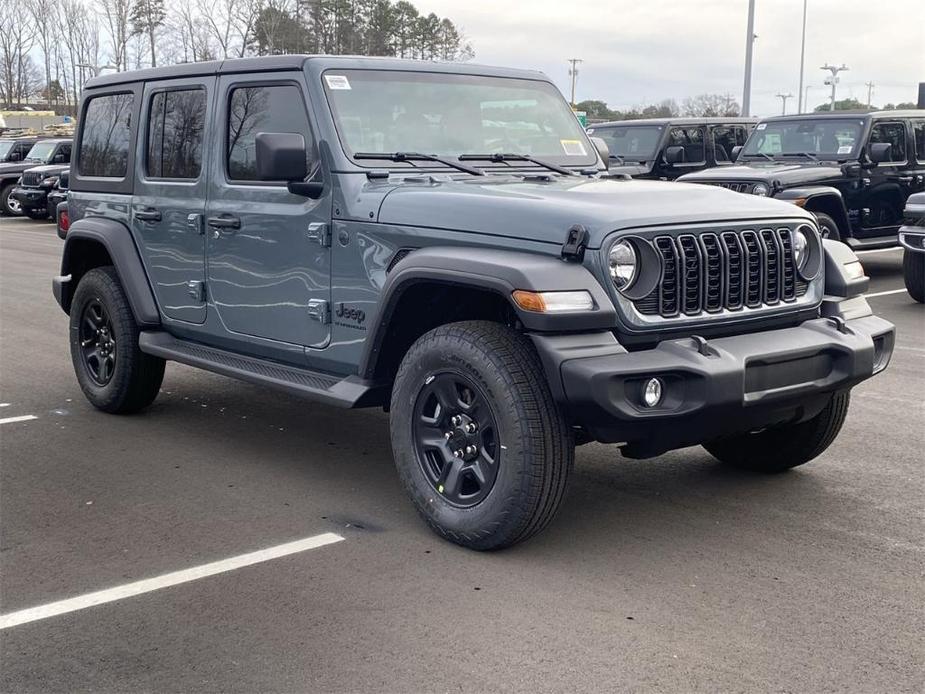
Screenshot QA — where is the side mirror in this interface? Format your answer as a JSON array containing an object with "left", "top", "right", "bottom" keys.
[
  {"left": 665, "top": 146, "right": 686, "bottom": 165},
  {"left": 256, "top": 132, "right": 324, "bottom": 198},
  {"left": 590, "top": 136, "right": 610, "bottom": 170},
  {"left": 867, "top": 142, "right": 891, "bottom": 165},
  {"left": 731, "top": 145, "right": 743, "bottom": 161},
  {"left": 53, "top": 153, "right": 65, "bottom": 163}
]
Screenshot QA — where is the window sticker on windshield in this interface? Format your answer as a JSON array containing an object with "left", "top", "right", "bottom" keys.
[
  {"left": 838, "top": 145, "right": 852, "bottom": 154},
  {"left": 324, "top": 75, "right": 351, "bottom": 90},
  {"left": 561, "top": 139, "right": 587, "bottom": 156},
  {"left": 756, "top": 123, "right": 767, "bottom": 130}
]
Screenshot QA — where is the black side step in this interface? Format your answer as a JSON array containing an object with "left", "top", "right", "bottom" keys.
[
  {"left": 138, "top": 331, "right": 385, "bottom": 408},
  {"left": 846, "top": 234, "right": 898, "bottom": 251}
]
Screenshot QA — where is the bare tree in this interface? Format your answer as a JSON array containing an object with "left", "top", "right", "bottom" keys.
[
  {"left": 25, "top": 0, "right": 59, "bottom": 107},
  {"left": 0, "top": 1, "right": 38, "bottom": 108},
  {"left": 100, "top": 0, "right": 133, "bottom": 71}
]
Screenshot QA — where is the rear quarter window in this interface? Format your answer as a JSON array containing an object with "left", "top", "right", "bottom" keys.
[{"left": 79, "top": 93, "right": 134, "bottom": 177}]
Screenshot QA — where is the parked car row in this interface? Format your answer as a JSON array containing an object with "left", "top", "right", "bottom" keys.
[
  {"left": 0, "top": 135, "right": 71, "bottom": 228},
  {"left": 588, "top": 111, "right": 925, "bottom": 252}
]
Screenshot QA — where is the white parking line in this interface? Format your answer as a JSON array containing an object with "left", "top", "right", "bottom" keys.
[
  {"left": 0, "top": 532, "right": 345, "bottom": 630},
  {"left": 866, "top": 288, "right": 908, "bottom": 298},
  {"left": 0, "top": 415, "right": 37, "bottom": 425}
]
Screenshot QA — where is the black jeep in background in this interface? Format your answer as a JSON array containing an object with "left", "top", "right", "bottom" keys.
[
  {"left": 587, "top": 117, "right": 757, "bottom": 180},
  {"left": 0, "top": 138, "right": 72, "bottom": 216},
  {"left": 12, "top": 162, "right": 70, "bottom": 219},
  {"left": 679, "top": 111, "right": 925, "bottom": 249}
]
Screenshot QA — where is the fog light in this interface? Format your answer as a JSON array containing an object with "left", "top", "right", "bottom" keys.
[{"left": 642, "top": 378, "right": 663, "bottom": 407}]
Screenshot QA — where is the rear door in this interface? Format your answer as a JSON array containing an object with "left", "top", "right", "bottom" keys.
[
  {"left": 132, "top": 78, "right": 212, "bottom": 324},
  {"left": 205, "top": 74, "right": 332, "bottom": 349}
]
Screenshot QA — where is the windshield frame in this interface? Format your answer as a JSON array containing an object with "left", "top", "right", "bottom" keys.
[
  {"left": 586, "top": 124, "right": 667, "bottom": 162},
  {"left": 740, "top": 117, "right": 866, "bottom": 161},
  {"left": 320, "top": 68, "right": 599, "bottom": 172}
]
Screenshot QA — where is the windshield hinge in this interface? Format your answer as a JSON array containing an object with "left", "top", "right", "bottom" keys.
[{"left": 561, "top": 224, "right": 590, "bottom": 262}]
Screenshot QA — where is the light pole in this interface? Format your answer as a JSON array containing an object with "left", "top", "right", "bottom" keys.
[
  {"left": 804, "top": 85, "right": 813, "bottom": 112},
  {"left": 796, "top": 0, "right": 808, "bottom": 113},
  {"left": 776, "top": 92, "right": 794, "bottom": 115},
  {"left": 567, "top": 58, "right": 583, "bottom": 107},
  {"left": 742, "top": 0, "right": 757, "bottom": 116},
  {"left": 820, "top": 63, "right": 849, "bottom": 111}
]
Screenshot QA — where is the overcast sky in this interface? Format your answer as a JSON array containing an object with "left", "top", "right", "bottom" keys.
[{"left": 415, "top": 0, "right": 925, "bottom": 117}]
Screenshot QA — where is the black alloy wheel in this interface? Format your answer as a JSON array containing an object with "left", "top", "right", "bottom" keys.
[
  {"left": 79, "top": 298, "right": 117, "bottom": 385},
  {"left": 412, "top": 371, "right": 500, "bottom": 507}
]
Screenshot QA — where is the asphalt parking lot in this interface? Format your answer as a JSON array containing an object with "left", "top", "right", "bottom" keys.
[{"left": 1, "top": 216, "right": 922, "bottom": 692}]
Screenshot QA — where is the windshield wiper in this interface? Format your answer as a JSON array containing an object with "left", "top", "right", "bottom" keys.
[
  {"left": 744, "top": 152, "right": 775, "bottom": 162},
  {"left": 353, "top": 151, "right": 484, "bottom": 176},
  {"left": 458, "top": 153, "right": 578, "bottom": 176},
  {"left": 609, "top": 154, "right": 626, "bottom": 165},
  {"left": 782, "top": 151, "right": 820, "bottom": 162}
]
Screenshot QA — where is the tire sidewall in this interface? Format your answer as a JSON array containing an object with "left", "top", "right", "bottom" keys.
[
  {"left": 903, "top": 249, "right": 924, "bottom": 303},
  {"left": 1, "top": 183, "right": 22, "bottom": 216},
  {"left": 69, "top": 269, "right": 139, "bottom": 410},
  {"left": 813, "top": 212, "right": 841, "bottom": 242},
  {"left": 391, "top": 332, "right": 536, "bottom": 542}
]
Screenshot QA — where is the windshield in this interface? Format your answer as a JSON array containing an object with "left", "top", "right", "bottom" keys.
[
  {"left": 587, "top": 125, "right": 663, "bottom": 161},
  {"left": 742, "top": 119, "right": 864, "bottom": 159},
  {"left": 25, "top": 141, "right": 56, "bottom": 163},
  {"left": 0, "top": 141, "right": 13, "bottom": 160},
  {"left": 323, "top": 70, "right": 596, "bottom": 168}
]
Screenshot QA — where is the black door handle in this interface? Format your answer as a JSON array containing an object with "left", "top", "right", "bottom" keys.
[
  {"left": 207, "top": 215, "right": 241, "bottom": 230},
  {"left": 134, "top": 207, "right": 161, "bottom": 222}
]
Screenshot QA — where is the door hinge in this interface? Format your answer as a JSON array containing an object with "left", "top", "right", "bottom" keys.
[
  {"left": 187, "top": 280, "right": 206, "bottom": 302},
  {"left": 187, "top": 213, "right": 204, "bottom": 235},
  {"left": 307, "top": 299, "right": 330, "bottom": 323},
  {"left": 306, "top": 222, "right": 330, "bottom": 247}
]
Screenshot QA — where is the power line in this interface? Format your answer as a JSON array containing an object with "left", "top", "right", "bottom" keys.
[
  {"left": 776, "top": 92, "right": 794, "bottom": 115},
  {"left": 865, "top": 81, "right": 875, "bottom": 109}
]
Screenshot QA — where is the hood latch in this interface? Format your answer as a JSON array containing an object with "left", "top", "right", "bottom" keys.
[{"left": 561, "top": 224, "right": 590, "bottom": 262}]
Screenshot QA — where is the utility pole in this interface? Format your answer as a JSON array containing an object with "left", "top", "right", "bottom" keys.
[
  {"left": 797, "top": 0, "right": 808, "bottom": 113},
  {"left": 820, "top": 63, "right": 849, "bottom": 111},
  {"left": 865, "top": 81, "right": 875, "bottom": 109},
  {"left": 742, "top": 0, "right": 757, "bottom": 116},
  {"left": 567, "top": 58, "right": 583, "bottom": 107},
  {"left": 776, "top": 92, "right": 794, "bottom": 115},
  {"left": 804, "top": 85, "right": 813, "bottom": 112}
]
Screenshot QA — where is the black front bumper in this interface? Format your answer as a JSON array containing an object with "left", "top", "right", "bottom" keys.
[
  {"left": 11, "top": 186, "right": 50, "bottom": 211},
  {"left": 532, "top": 314, "right": 894, "bottom": 457}
]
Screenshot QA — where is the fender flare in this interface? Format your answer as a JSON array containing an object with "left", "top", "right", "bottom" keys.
[
  {"left": 358, "top": 246, "right": 616, "bottom": 378},
  {"left": 53, "top": 216, "right": 160, "bottom": 327},
  {"left": 775, "top": 186, "right": 851, "bottom": 235}
]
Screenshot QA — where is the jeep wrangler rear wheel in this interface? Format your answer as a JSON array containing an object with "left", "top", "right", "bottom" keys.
[
  {"left": 903, "top": 250, "right": 924, "bottom": 303},
  {"left": 70, "top": 267, "right": 165, "bottom": 413},
  {"left": 390, "top": 321, "right": 573, "bottom": 550},
  {"left": 1, "top": 182, "right": 22, "bottom": 216},
  {"left": 813, "top": 212, "right": 841, "bottom": 242},
  {"left": 704, "top": 391, "right": 850, "bottom": 473}
]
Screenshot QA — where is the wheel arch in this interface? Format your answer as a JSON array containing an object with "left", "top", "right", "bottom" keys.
[
  {"left": 776, "top": 186, "right": 852, "bottom": 238},
  {"left": 359, "top": 246, "right": 616, "bottom": 382},
  {"left": 54, "top": 217, "right": 160, "bottom": 327}
]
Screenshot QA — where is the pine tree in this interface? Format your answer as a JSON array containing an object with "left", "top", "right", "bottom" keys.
[{"left": 130, "top": 0, "right": 165, "bottom": 67}]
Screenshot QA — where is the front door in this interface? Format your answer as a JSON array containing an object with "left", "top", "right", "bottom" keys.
[
  {"left": 205, "top": 74, "right": 332, "bottom": 349},
  {"left": 862, "top": 120, "right": 911, "bottom": 235},
  {"left": 132, "top": 78, "right": 212, "bottom": 324}
]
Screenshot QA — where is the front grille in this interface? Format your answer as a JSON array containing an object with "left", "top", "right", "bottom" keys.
[
  {"left": 636, "top": 227, "right": 806, "bottom": 318},
  {"left": 21, "top": 171, "right": 43, "bottom": 187},
  {"left": 705, "top": 181, "right": 754, "bottom": 193}
]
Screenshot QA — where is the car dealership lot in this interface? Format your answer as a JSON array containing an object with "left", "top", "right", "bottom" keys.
[{"left": 1, "top": 218, "right": 923, "bottom": 692}]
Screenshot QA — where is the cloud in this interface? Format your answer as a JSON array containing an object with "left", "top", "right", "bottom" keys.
[{"left": 415, "top": 0, "right": 925, "bottom": 115}]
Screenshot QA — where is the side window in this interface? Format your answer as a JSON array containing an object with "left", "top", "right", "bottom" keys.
[
  {"left": 712, "top": 126, "right": 740, "bottom": 162},
  {"left": 79, "top": 93, "right": 134, "bottom": 177},
  {"left": 869, "top": 122, "right": 907, "bottom": 163},
  {"left": 227, "top": 84, "right": 314, "bottom": 181},
  {"left": 15, "top": 143, "right": 31, "bottom": 158},
  {"left": 913, "top": 120, "right": 925, "bottom": 163},
  {"left": 668, "top": 127, "right": 705, "bottom": 163},
  {"left": 147, "top": 89, "right": 207, "bottom": 179},
  {"left": 56, "top": 143, "right": 71, "bottom": 163}
]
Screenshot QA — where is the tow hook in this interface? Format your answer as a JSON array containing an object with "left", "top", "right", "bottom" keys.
[{"left": 691, "top": 335, "right": 718, "bottom": 357}]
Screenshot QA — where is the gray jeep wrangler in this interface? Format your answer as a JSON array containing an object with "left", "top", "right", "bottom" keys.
[{"left": 54, "top": 56, "right": 895, "bottom": 550}]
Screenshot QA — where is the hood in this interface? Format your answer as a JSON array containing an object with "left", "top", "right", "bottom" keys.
[
  {"left": 23, "top": 163, "right": 68, "bottom": 176},
  {"left": 0, "top": 161, "right": 33, "bottom": 175},
  {"left": 377, "top": 176, "right": 812, "bottom": 248},
  {"left": 679, "top": 161, "right": 843, "bottom": 186}
]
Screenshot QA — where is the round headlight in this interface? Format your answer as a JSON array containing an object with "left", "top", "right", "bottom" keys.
[
  {"left": 752, "top": 183, "right": 770, "bottom": 196},
  {"left": 791, "top": 228, "right": 808, "bottom": 270},
  {"left": 608, "top": 240, "right": 638, "bottom": 290}
]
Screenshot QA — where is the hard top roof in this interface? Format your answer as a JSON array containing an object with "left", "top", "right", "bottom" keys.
[
  {"left": 84, "top": 55, "right": 548, "bottom": 89},
  {"left": 591, "top": 116, "right": 758, "bottom": 128},
  {"left": 760, "top": 109, "right": 925, "bottom": 122}
]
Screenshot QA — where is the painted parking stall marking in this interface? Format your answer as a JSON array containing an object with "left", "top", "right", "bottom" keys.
[
  {"left": 0, "top": 532, "right": 345, "bottom": 630},
  {"left": 0, "top": 415, "right": 37, "bottom": 425},
  {"left": 866, "top": 288, "right": 908, "bottom": 298}
]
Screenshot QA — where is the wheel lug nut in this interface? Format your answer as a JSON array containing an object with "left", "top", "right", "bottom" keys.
[{"left": 444, "top": 432, "right": 452, "bottom": 440}]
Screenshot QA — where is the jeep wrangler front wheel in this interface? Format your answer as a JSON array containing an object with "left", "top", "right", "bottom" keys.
[
  {"left": 704, "top": 391, "right": 850, "bottom": 473},
  {"left": 903, "top": 250, "right": 924, "bottom": 303},
  {"left": 390, "top": 321, "right": 573, "bottom": 550},
  {"left": 70, "top": 267, "right": 165, "bottom": 413}
]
